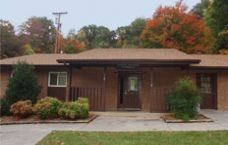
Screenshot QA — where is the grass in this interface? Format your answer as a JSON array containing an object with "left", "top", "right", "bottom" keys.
[{"left": 36, "top": 131, "right": 228, "bottom": 145}]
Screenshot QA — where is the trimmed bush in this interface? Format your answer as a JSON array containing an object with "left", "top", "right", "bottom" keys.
[
  {"left": 79, "top": 102, "right": 89, "bottom": 118},
  {"left": 78, "top": 97, "right": 89, "bottom": 104},
  {"left": 77, "top": 97, "right": 89, "bottom": 118},
  {"left": 166, "top": 78, "right": 201, "bottom": 121},
  {"left": 10, "top": 100, "right": 33, "bottom": 118},
  {"left": 0, "top": 98, "right": 10, "bottom": 116},
  {"left": 58, "top": 97, "right": 89, "bottom": 120},
  {"left": 34, "top": 97, "right": 62, "bottom": 119},
  {"left": 5, "top": 61, "right": 41, "bottom": 105}
]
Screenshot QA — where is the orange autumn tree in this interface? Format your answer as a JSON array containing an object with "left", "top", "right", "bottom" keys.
[
  {"left": 140, "top": 1, "right": 215, "bottom": 53},
  {"left": 61, "top": 38, "right": 84, "bottom": 53}
]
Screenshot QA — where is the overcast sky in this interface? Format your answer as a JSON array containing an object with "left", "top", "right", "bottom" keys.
[{"left": 1, "top": 0, "right": 200, "bottom": 35}]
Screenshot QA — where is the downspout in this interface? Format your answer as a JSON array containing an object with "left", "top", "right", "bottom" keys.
[
  {"left": 103, "top": 67, "right": 107, "bottom": 111},
  {"left": 150, "top": 67, "right": 153, "bottom": 112},
  {"left": 68, "top": 65, "right": 73, "bottom": 101}
]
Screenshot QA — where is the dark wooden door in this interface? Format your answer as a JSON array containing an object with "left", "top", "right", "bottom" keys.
[
  {"left": 119, "top": 74, "right": 141, "bottom": 109},
  {"left": 197, "top": 74, "right": 217, "bottom": 109}
]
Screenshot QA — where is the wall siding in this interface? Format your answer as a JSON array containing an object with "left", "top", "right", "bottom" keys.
[
  {"left": 217, "top": 72, "right": 228, "bottom": 110},
  {"left": 150, "top": 68, "right": 190, "bottom": 112},
  {"left": 0, "top": 69, "right": 10, "bottom": 98},
  {"left": 105, "top": 68, "right": 118, "bottom": 111},
  {"left": 71, "top": 67, "right": 103, "bottom": 87},
  {"left": 1, "top": 65, "right": 227, "bottom": 112},
  {"left": 140, "top": 68, "right": 151, "bottom": 112}
]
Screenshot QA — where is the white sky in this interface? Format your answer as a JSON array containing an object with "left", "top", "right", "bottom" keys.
[{"left": 0, "top": 0, "right": 200, "bottom": 35}]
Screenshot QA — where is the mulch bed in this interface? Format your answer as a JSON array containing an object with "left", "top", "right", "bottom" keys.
[
  {"left": 0, "top": 114, "right": 97, "bottom": 125},
  {"left": 161, "top": 114, "right": 213, "bottom": 123}
]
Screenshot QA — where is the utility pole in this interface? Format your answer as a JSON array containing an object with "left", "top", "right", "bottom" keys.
[{"left": 52, "top": 12, "right": 67, "bottom": 53}]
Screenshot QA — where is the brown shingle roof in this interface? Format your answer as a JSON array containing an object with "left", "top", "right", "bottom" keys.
[
  {"left": 191, "top": 54, "right": 228, "bottom": 68},
  {"left": 0, "top": 54, "right": 67, "bottom": 66},
  {"left": 3, "top": 49, "right": 227, "bottom": 68},
  {"left": 57, "top": 48, "right": 199, "bottom": 63}
]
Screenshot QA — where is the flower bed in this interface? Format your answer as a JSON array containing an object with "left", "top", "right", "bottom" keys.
[
  {"left": 161, "top": 113, "right": 213, "bottom": 123},
  {"left": 0, "top": 96, "right": 92, "bottom": 125},
  {"left": 0, "top": 114, "right": 97, "bottom": 125}
]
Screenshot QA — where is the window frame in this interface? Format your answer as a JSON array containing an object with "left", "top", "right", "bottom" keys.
[{"left": 48, "top": 72, "right": 67, "bottom": 87}]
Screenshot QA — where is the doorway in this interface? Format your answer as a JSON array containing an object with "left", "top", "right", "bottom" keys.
[
  {"left": 118, "top": 73, "right": 141, "bottom": 110},
  {"left": 197, "top": 73, "right": 217, "bottom": 109}
]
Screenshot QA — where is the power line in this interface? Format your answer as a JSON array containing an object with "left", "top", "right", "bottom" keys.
[{"left": 52, "top": 12, "right": 67, "bottom": 53}]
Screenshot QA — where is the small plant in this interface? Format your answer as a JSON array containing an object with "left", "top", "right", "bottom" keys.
[
  {"left": 79, "top": 102, "right": 89, "bottom": 118},
  {"left": 58, "top": 97, "right": 89, "bottom": 120},
  {"left": 77, "top": 97, "right": 89, "bottom": 118},
  {"left": 34, "top": 97, "right": 62, "bottom": 119},
  {"left": 166, "top": 78, "right": 201, "bottom": 121},
  {"left": 78, "top": 97, "right": 89, "bottom": 104},
  {"left": 0, "top": 98, "right": 10, "bottom": 116},
  {"left": 10, "top": 100, "right": 33, "bottom": 118}
]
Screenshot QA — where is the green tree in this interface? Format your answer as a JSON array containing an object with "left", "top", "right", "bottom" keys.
[
  {"left": 0, "top": 20, "right": 21, "bottom": 59},
  {"left": 76, "top": 25, "right": 114, "bottom": 49},
  {"left": 22, "top": 44, "right": 34, "bottom": 55},
  {"left": 116, "top": 18, "right": 146, "bottom": 48},
  {"left": 19, "top": 17, "right": 56, "bottom": 53},
  {"left": 204, "top": 0, "right": 228, "bottom": 53},
  {"left": 166, "top": 78, "right": 201, "bottom": 121},
  {"left": 191, "top": 0, "right": 210, "bottom": 19},
  {"left": 217, "top": 27, "right": 228, "bottom": 53},
  {"left": 5, "top": 61, "right": 41, "bottom": 104}
]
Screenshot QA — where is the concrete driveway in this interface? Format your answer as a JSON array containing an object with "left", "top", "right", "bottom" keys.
[{"left": 0, "top": 110, "right": 228, "bottom": 145}]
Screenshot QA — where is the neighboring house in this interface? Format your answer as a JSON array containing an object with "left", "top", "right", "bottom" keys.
[{"left": 0, "top": 48, "right": 228, "bottom": 112}]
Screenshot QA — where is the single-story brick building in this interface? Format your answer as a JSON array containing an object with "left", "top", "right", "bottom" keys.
[{"left": 1, "top": 48, "right": 228, "bottom": 112}]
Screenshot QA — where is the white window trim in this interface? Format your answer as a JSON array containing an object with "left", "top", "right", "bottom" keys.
[{"left": 48, "top": 72, "right": 67, "bottom": 87}]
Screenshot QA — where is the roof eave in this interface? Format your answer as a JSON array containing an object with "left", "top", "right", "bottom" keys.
[
  {"left": 57, "top": 59, "right": 200, "bottom": 65},
  {"left": 190, "top": 65, "right": 228, "bottom": 69}
]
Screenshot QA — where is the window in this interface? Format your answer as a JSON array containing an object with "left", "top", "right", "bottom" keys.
[
  {"left": 48, "top": 72, "right": 67, "bottom": 87},
  {"left": 200, "top": 76, "right": 211, "bottom": 93},
  {"left": 128, "top": 76, "right": 138, "bottom": 91}
]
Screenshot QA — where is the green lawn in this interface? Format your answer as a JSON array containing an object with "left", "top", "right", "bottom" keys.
[{"left": 36, "top": 131, "right": 228, "bottom": 145}]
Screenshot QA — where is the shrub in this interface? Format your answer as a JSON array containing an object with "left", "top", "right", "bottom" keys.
[
  {"left": 77, "top": 97, "right": 89, "bottom": 118},
  {"left": 78, "top": 97, "right": 89, "bottom": 104},
  {"left": 166, "top": 78, "right": 201, "bottom": 121},
  {"left": 79, "top": 102, "right": 89, "bottom": 118},
  {"left": 0, "top": 98, "right": 10, "bottom": 116},
  {"left": 58, "top": 98, "right": 89, "bottom": 120},
  {"left": 5, "top": 61, "right": 41, "bottom": 105},
  {"left": 34, "top": 97, "right": 62, "bottom": 119},
  {"left": 10, "top": 100, "right": 33, "bottom": 118}
]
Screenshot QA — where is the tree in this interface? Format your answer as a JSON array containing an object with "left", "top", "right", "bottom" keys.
[
  {"left": 191, "top": 0, "right": 210, "bottom": 19},
  {"left": 217, "top": 27, "right": 228, "bottom": 54},
  {"left": 19, "top": 17, "right": 56, "bottom": 53},
  {"left": 61, "top": 30, "right": 84, "bottom": 53},
  {"left": 166, "top": 78, "right": 201, "bottom": 121},
  {"left": 204, "top": 0, "right": 228, "bottom": 53},
  {"left": 76, "top": 25, "right": 114, "bottom": 49},
  {"left": 5, "top": 61, "right": 41, "bottom": 104},
  {"left": 204, "top": 0, "right": 228, "bottom": 36},
  {"left": 116, "top": 18, "right": 146, "bottom": 48},
  {"left": 140, "top": 1, "right": 215, "bottom": 53},
  {"left": 0, "top": 20, "right": 21, "bottom": 59},
  {"left": 22, "top": 44, "right": 34, "bottom": 55}
]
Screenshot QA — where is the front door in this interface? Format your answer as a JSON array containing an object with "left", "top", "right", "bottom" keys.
[
  {"left": 119, "top": 73, "right": 141, "bottom": 109},
  {"left": 197, "top": 73, "right": 217, "bottom": 109}
]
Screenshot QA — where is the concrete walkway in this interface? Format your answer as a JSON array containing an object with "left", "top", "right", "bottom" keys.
[{"left": 0, "top": 110, "right": 228, "bottom": 145}]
